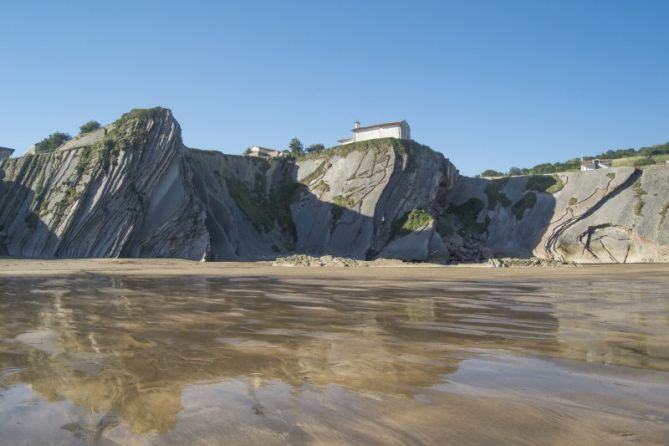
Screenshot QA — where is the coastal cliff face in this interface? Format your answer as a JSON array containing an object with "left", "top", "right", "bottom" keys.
[
  {"left": 0, "top": 109, "right": 209, "bottom": 259},
  {"left": 1, "top": 107, "right": 667, "bottom": 263},
  {"left": 447, "top": 167, "right": 669, "bottom": 263}
]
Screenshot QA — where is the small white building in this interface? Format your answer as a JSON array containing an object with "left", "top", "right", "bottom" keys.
[
  {"left": 246, "top": 146, "right": 288, "bottom": 158},
  {"left": 0, "top": 147, "right": 14, "bottom": 160},
  {"left": 580, "top": 158, "right": 612, "bottom": 171},
  {"left": 338, "top": 120, "right": 410, "bottom": 145}
]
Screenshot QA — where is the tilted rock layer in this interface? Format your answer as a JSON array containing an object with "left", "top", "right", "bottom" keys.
[{"left": 1, "top": 107, "right": 667, "bottom": 263}]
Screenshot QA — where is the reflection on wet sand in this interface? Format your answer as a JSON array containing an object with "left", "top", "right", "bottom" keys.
[{"left": 0, "top": 269, "right": 668, "bottom": 445}]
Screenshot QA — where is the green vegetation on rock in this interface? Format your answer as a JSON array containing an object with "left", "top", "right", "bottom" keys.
[
  {"left": 332, "top": 195, "right": 355, "bottom": 208},
  {"left": 481, "top": 169, "right": 505, "bottom": 177},
  {"left": 569, "top": 197, "right": 578, "bottom": 206},
  {"left": 660, "top": 202, "right": 669, "bottom": 226},
  {"left": 297, "top": 138, "right": 442, "bottom": 164},
  {"left": 392, "top": 209, "right": 433, "bottom": 238},
  {"left": 314, "top": 179, "right": 330, "bottom": 192},
  {"left": 633, "top": 158, "right": 656, "bottom": 167},
  {"left": 632, "top": 177, "right": 647, "bottom": 216},
  {"left": 526, "top": 175, "right": 564, "bottom": 194},
  {"left": 607, "top": 172, "right": 616, "bottom": 180},
  {"left": 511, "top": 192, "right": 537, "bottom": 220},
  {"left": 448, "top": 198, "right": 489, "bottom": 234},
  {"left": 484, "top": 181, "right": 512, "bottom": 210},
  {"left": 223, "top": 169, "right": 299, "bottom": 238},
  {"left": 34, "top": 132, "right": 71, "bottom": 153}
]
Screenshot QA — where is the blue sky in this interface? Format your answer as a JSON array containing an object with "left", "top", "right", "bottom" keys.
[{"left": 1, "top": 0, "right": 668, "bottom": 175}]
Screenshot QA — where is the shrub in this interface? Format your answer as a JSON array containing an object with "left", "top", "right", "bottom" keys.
[
  {"left": 526, "top": 175, "right": 564, "bottom": 194},
  {"left": 79, "top": 120, "right": 101, "bottom": 134},
  {"left": 34, "top": 132, "right": 71, "bottom": 153},
  {"left": 568, "top": 197, "right": 578, "bottom": 206},
  {"left": 481, "top": 169, "right": 505, "bottom": 177},
  {"left": 392, "top": 209, "right": 433, "bottom": 238},
  {"left": 633, "top": 158, "right": 655, "bottom": 167},
  {"left": 306, "top": 143, "right": 325, "bottom": 154},
  {"left": 332, "top": 195, "right": 355, "bottom": 208}
]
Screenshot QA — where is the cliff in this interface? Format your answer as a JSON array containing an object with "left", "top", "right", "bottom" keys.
[
  {"left": 446, "top": 167, "right": 669, "bottom": 263},
  {"left": 1, "top": 107, "right": 667, "bottom": 263},
  {"left": 0, "top": 108, "right": 209, "bottom": 259}
]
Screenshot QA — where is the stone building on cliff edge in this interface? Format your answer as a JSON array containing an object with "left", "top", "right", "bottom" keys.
[{"left": 338, "top": 120, "right": 410, "bottom": 145}]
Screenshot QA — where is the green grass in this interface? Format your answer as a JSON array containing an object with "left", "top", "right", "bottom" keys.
[
  {"left": 332, "top": 195, "right": 356, "bottom": 208},
  {"left": 511, "top": 192, "right": 537, "bottom": 220},
  {"left": 612, "top": 154, "right": 669, "bottom": 167},
  {"left": 392, "top": 209, "right": 433, "bottom": 238}
]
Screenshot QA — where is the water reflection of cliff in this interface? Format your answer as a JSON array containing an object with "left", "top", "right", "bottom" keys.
[{"left": 0, "top": 275, "right": 563, "bottom": 435}]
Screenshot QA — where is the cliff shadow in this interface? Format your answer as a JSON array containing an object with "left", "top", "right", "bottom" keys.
[
  {"left": 445, "top": 175, "right": 558, "bottom": 260},
  {"left": 0, "top": 162, "right": 58, "bottom": 257}
]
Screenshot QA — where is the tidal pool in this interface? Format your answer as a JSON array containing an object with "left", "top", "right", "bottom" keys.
[{"left": 0, "top": 264, "right": 668, "bottom": 445}]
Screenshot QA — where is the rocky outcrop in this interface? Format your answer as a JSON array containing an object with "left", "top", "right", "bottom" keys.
[
  {"left": 445, "top": 167, "right": 669, "bottom": 263},
  {"left": 1, "top": 107, "right": 667, "bottom": 263},
  {"left": 292, "top": 139, "right": 458, "bottom": 261},
  {"left": 0, "top": 108, "right": 208, "bottom": 259}
]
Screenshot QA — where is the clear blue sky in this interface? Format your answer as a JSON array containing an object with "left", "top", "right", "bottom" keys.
[{"left": 2, "top": 0, "right": 668, "bottom": 175}]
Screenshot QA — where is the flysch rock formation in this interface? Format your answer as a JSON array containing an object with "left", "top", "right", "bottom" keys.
[{"left": 1, "top": 107, "right": 667, "bottom": 263}]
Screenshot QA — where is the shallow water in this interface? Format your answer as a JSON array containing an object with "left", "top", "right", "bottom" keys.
[{"left": 0, "top": 271, "right": 668, "bottom": 445}]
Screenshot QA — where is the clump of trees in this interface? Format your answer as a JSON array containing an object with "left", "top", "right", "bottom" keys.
[
  {"left": 288, "top": 139, "right": 328, "bottom": 156},
  {"left": 79, "top": 120, "right": 101, "bottom": 134},
  {"left": 306, "top": 143, "right": 325, "bottom": 154},
  {"left": 480, "top": 139, "right": 669, "bottom": 178},
  {"left": 34, "top": 132, "right": 71, "bottom": 153},
  {"left": 289, "top": 138, "right": 303, "bottom": 156}
]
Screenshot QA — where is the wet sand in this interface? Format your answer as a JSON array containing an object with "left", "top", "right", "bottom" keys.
[{"left": 0, "top": 260, "right": 668, "bottom": 445}]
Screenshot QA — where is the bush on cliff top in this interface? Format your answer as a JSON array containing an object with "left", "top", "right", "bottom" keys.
[
  {"left": 79, "top": 120, "right": 101, "bottom": 134},
  {"left": 34, "top": 132, "right": 71, "bottom": 153}
]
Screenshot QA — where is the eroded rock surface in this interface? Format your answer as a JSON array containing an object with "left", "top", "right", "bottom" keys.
[{"left": 1, "top": 107, "right": 667, "bottom": 263}]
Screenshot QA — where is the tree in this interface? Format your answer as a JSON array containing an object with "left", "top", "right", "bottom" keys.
[
  {"left": 289, "top": 138, "right": 303, "bottom": 156},
  {"left": 480, "top": 169, "right": 505, "bottom": 177},
  {"left": 243, "top": 147, "right": 253, "bottom": 155},
  {"left": 79, "top": 120, "right": 101, "bottom": 134},
  {"left": 34, "top": 132, "right": 72, "bottom": 153},
  {"left": 306, "top": 143, "right": 325, "bottom": 154},
  {"left": 508, "top": 167, "right": 523, "bottom": 176}
]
